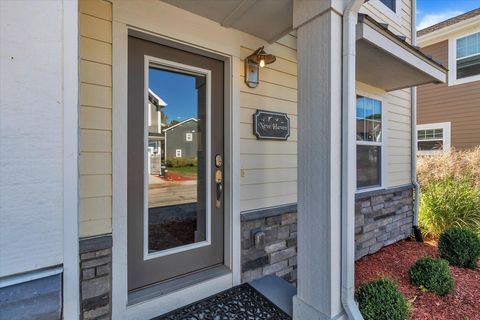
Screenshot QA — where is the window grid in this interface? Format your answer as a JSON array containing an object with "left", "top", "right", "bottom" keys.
[
  {"left": 456, "top": 32, "right": 480, "bottom": 80},
  {"left": 356, "top": 95, "right": 383, "bottom": 190}
]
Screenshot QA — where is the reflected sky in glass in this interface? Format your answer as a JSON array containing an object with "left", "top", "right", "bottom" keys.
[{"left": 149, "top": 68, "right": 198, "bottom": 124}]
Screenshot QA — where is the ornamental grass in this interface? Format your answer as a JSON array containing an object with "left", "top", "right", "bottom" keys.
[{"left": 417, "top": 147, "right": 480, "bottom": 238}]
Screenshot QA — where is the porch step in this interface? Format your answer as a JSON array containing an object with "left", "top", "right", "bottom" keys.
[{"left": 249, "top": 275, "right": 297, "bottom": 317}]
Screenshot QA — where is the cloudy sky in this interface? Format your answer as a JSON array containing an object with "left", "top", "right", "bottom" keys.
[{"left": 417, "top": 0, "right": 480, "bottom": 30}]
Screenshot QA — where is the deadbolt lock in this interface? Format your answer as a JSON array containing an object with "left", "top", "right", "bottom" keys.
[{"left": 215, "top": 154, "right": 223, "bottom": 168}]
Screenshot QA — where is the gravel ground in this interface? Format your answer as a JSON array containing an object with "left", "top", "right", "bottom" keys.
[{"left": 355, "top": 240, "right": 480, "bottom": 320}]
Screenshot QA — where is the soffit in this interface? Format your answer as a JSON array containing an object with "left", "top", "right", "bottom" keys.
[{"left": 160, "top": 0, "right": 293, "bottom": 42}]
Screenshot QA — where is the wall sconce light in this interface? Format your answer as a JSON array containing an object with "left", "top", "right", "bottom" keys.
[{"left": 244, "top": 46, "right": 276, "bottom": 88}]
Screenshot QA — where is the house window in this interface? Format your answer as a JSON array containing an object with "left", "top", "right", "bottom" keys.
[
  {"left": 456, "top": 32, "right": 480, "bottom": 79},
  {"left": 186, "top": 132, "right": 193, "bottom": 141},
  {"left": 379, "top": 0, "right": 396, "bottom": 12},
  {"left": 417, "top": 122, "right": 451, "bottom": 155},
  {"left": 175, "top": 149, "right": 182, "bottom": 158},
  {"left": 356, "top": 95, "right": 382, "bottom": 189}
]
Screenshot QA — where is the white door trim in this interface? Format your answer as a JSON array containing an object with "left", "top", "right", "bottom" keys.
[
  {"left": 62, "top": 0, "right": 80, "bottom": 318},
  {"left": 112, "top": 1, "right": 241, "bottom": 318}
]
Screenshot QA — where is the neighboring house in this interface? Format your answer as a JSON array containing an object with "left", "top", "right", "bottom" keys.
[
  {"left": 417, "top": 9, "right": 480, "bottom": 154},
  {"left": 164, "top": 118, "right": 198, "bottom": 159},
  {"left": 147, "top": 89, "right": 166, "bottom": 174},
  {"left": 0, "top": 1, "right": 446, "bottom": 320}
]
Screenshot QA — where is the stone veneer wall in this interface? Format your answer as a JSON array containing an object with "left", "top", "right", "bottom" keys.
[
  {"left": 240, "top": 187, "right": 414, "bottom": 283},
  {"left": 355, "top": 188, "right": 414, "bottom": 260},
  {"left": 241, "top": 206, "right": 298, "bottom": 285},
  {"left": 79, "top": 235, "right": 112, "bottom": 320}
]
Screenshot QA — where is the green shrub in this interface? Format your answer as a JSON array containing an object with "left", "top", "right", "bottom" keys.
[
  {"left": 438, "top": 227, "right": 480, "bottom": 269},
  {"left": 408, "top": 257, "right": 454, "bottom": 296},
  {"left": 418, "top": 177, "right": 480, "bottom": 238},
  {"left": 166, "top": 157, "right": 197, "bottom": 168},
  {"left": 355, "top": 278, "right": 410, "bottom": 320}
]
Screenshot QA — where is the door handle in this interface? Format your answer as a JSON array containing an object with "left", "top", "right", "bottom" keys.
[{"left": 215, "top": 168, "right": 223, "bottom": 208}]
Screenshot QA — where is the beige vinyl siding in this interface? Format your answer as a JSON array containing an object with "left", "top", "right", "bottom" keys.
[
  {"left": 418, "top": 40, "right": 480, "bottom": 150},
  {"left": 79, "top": 0, "right": 112, "bottom": 237},
  {"left": 77, "top": 0, "right": 414, "bottom": 221},
  {"left": 361, "top": 0, "right": 412, "bottom": 43},
  {"left": 361, "top": 0, "right": 413, "bottom": 187},
  {"left": 239, "top": 39, "right": 298, "bottom": 212},
  {"left": 386, "top": 88, "right": 412, "bottom": 186}
]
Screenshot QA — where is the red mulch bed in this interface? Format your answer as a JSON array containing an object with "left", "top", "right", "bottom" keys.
[
  {"left": 161, "top": 172, "right": 196, "bottom": 181},
  {"left": 355, "top": 240, "right": 480, "bottom": 320}
]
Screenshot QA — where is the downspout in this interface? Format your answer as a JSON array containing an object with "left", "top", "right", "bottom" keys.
[
  {"left": 341, "top": 0, "right": 365, "bottom": 319},
  {"left": 410, "top": 0, "right": 423, "bottom": 242}
]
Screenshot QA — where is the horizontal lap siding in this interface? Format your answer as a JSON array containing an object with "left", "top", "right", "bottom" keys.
[
  {"left": 362, "top": 0, "right": 413, "bottom": 187},
  {"left": 386, "top": 88, "right": 412, "bottom": 187},
  {"left": 240, "top": 37, "right": 298, "bottom": 211},
  {"left": 79, "top": 0, "right": 113, "bottom": 237},
  {"left": 361, "top": 0, "right": 412, "bottom": 43},
  {"left": 417, "top": 40, "right": 480, "bottom": 150}
]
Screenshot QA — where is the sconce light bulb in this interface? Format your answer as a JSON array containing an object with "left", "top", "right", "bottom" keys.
[{"left": 259, "top": 59, "right": 265, "bottom": 68}]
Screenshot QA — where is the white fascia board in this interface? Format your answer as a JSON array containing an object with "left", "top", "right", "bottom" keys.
[
  {"left": 417, "top": 18, "right": 480, "bottom": 48},
  {"left": 357, "top": 22, "right": 447, "bottom": 83}
]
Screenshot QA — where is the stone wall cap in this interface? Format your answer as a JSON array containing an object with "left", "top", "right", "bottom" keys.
[
  {"left": 355, "top": 184, "right": 414, "bottom": 200},
  {"left": 80, "top": 234, "right": 113, "bottom": 254},
  {"left": 241, "top": 204, "right": 297, "bottom": 221}
]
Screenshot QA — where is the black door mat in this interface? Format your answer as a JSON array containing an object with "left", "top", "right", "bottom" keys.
[{"left": 152, "top": 283, "right": 292, "bottom": 320}]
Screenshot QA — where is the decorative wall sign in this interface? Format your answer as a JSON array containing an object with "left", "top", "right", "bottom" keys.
[{"left": 253, "top": 110, "right": 290, "bottom": 140}]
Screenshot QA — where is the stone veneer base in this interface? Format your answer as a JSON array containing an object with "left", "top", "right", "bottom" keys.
[
  {"left": 75, "top": 187, "right": 413, "bottom": 318},
  {"left": 240, "top": 186, "right": 414, "bottom": 283},
  {"left": 80, "top": 234, "right": 112, "bottom": 320}
]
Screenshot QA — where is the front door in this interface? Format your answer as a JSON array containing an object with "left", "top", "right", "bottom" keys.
[{"left": 128, "top": 35, "right": 225, "bottom": 291}]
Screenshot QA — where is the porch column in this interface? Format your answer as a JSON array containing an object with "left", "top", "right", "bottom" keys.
[{"left": 293, "top": 1, "right": 347, "bottom": 319}]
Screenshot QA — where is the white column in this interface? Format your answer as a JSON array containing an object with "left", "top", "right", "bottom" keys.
[{"left": 293, "top": 2, "right": 346, "bottom": 319}]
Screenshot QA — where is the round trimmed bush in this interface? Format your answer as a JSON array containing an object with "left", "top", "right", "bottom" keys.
[
  {"left": 439, "top": 227, "right": 480, "bottom": 269},
  {"left": 355, "top": 277, "right": 410, "bottom": 320},
  {"left": 408, "top": 257, "right": 454, "bottom": 296}
]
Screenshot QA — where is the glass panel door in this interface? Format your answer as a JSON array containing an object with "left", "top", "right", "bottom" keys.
[{"left": 128, "top": 35, "right": 224, "bottom": 291}]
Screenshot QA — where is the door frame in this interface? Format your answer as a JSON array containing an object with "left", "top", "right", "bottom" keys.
[{"left": 112, "top": 2, "right": 241, "bottom": 319}]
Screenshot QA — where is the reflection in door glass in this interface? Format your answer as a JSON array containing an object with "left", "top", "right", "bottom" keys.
[{"left": 147, "top": 65, "right": 207, "bottom": 254}]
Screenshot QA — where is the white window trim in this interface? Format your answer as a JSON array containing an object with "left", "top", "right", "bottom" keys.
[
  {"left": 367, "top": 0, "right": 401, "bottom": 24},
  {"left": 148, "top": 102, "right": 152, "bottom": 126},
  {"left": 416, "top": 122, "right": 451, "bottom": 155},
  {"left": 355, "top": 89, "right": 387, "bottom": 193},
  {"left": 186, "top": 132, "right": 193, "bottom": 141},
  {"left": 448, "top": 30, "right": 480, "bottom": 86}
]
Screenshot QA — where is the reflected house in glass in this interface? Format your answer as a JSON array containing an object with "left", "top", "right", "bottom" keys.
[
  {"left": 148, "top": 88, "right": 167, "bottom": 175},
  {"left": 164, "top": 118, "right": 199, "bottom": 160}
]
